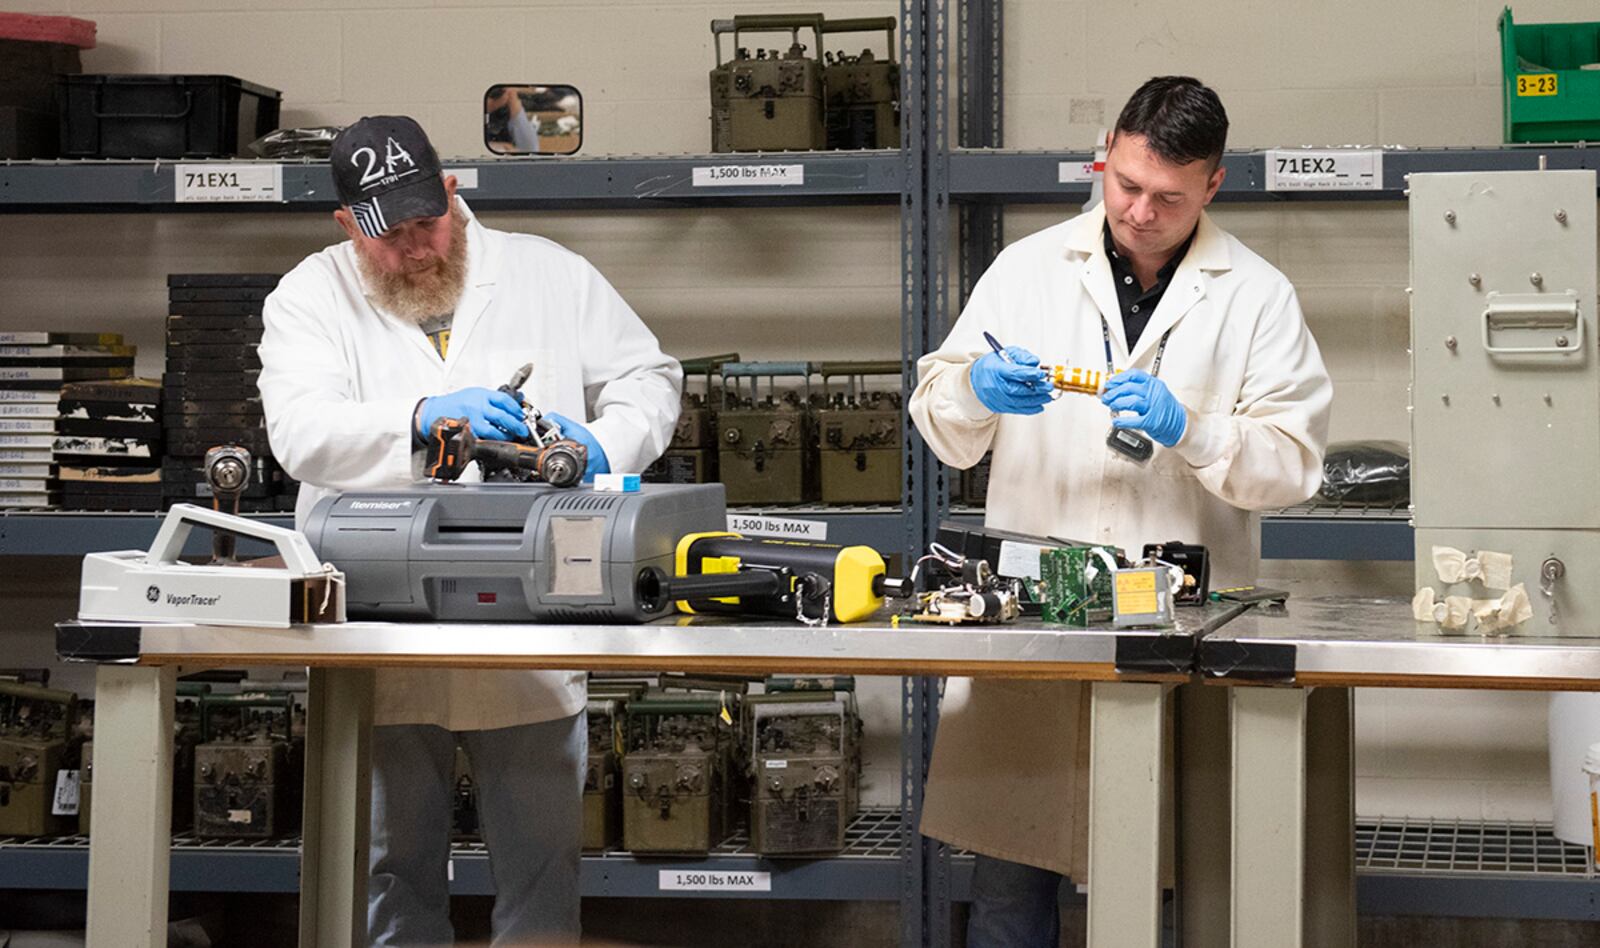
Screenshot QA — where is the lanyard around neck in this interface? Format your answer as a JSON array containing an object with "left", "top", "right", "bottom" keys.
[{"left": 1100, "top": 315, "right": 1172, "bottom": 379}]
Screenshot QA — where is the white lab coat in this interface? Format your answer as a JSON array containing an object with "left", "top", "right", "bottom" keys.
[
  {"left": 258, "top": 200, "right": 681, "bottom": 731},
  {"left": 909, "top": 205, "right": 1331, "bottom": 878}
]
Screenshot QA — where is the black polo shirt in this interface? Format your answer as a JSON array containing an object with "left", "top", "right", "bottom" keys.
[{"left": 1103, "top": 223, "right": 1196, "bottom": 350}]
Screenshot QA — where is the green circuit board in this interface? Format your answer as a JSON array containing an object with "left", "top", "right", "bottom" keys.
[{"left": 1040, "top": 546, "right": 1117, "bottom": 627}]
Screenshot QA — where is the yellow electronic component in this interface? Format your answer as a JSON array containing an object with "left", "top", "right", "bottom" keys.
[
  {"left": 1045, "top": 364, "right": 1105, "bottom": 396},
  {"left": 657, "top": 533, "right": 887, "bottom": 623}
]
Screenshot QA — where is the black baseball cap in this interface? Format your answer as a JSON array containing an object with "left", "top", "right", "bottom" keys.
[{"left": 330, "top": 115, "right": 448, "bottom": 239}]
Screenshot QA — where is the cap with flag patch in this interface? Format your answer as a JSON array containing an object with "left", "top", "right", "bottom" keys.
[{"left": 330, "top": 115, "right": 448, "bottom": 239}]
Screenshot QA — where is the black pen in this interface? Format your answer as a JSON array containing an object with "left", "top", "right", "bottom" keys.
[{"left": 982, "top": 331, "right": 1014, "bottom": 363}]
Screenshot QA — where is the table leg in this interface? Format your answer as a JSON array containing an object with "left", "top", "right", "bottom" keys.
[
  {"left": 1087, "top": 680, "right": 1168, "bottom": 948},
  {"left": 1229, "top": 686, "right": 1307, "bottom": 948},
  {"left": 1304, "top": 687, "right": 1355, "bottom": 948},
  {"left": 1176, "top": 680, "right": 1230, "bottom": 948},
  {"left": 86, "top": 664, "right": 176, "bottom": 948},
  {"left": 298, "top": 668, "right": 375, "bottom": 948}
]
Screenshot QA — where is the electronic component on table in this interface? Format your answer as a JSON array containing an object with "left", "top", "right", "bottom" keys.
[
  {"left": 902, "top": 542, "right": 1023, "bottom": 625},
  {"left": 1141, "top": 541, "right": 1210, "bottom": 605},
  {"left": 637, "top": 531, "right": 894, "bottom": 625},
  {"left": 1040, "top": 546, "right": 1123, "bottom": 627},
  {"left": 304, "top": 482, "right": 726, "bottom": 623}
]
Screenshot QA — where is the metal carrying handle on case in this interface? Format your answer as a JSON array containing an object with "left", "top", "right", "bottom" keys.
[
  {"left": 679, "top": 353, "right": 742, "bottom": 377},
  {"left": 722, "top": 361, "right": 814, "bottom": 403},
  {"left": 1481, "top": 295, "right": 1584, "bottom": 355},
  {"left": 149, "top": 503, "right": 328, "bottom": 576},
  {"left": 711, "top": 14, "right": 826, "bottom": 64},
  {"left": 816, "top": 360, "right": 902, "bottom": 379},
  {"left": 199, "top": 692, "right": 295, "bottom": 743},
  {"left": 820, "top": 17, "right": 896, "bottom": 58},
  {"left": 722, "top": 361, "right": 813, "bottom": 378}
]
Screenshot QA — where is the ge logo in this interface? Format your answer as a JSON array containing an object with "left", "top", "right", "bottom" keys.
[{"left": 146, "top": 585, "right": 160, "bottom": 602}]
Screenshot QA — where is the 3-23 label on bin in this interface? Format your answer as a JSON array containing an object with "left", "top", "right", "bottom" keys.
[{"left": 1516, "top": 74, "right": 1558, "bottom": 96}]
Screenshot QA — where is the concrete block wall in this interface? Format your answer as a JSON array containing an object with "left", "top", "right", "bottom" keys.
[{"left": 4, "top": 0, "right": 1597, "bottom": 821}]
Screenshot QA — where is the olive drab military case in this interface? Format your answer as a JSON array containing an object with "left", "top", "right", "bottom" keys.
[
  {"left": 193, "top": 692, "right": 302, "bottom": 839},
  {"left": 746, "top": 677, "right": 861, "bottom": 856},
  {"left": 960, "top": 453, "right": 992, "bottom": 507},
  {"left": 79, "top": 683, "right": 204, "bottom": 836},
  {"left": 0, "top": 682, "right": 78, "bottom": 837},
  {"left": 585, "top": 681, "right": 647, "bottom": 850},
  {"left": 718, "top": 361, "right": 817, "bottom": 505},
  {"left": 622, "top": 694, "right": 736, "bottom": 854},
  {"left": 583, "top": 697, "right": 625, "bottom": 851},
  {"left": 816, "top": 361, "right": 903, "bottom": 504},
  {"left": 821, "top": 17, "right": 901, "bottom": 149},
  {"left": 710, "top": 14, "right": 827, "bottom": 153},
  {"left": 646, "top": 353, "right": 737, "bottom": 486}
]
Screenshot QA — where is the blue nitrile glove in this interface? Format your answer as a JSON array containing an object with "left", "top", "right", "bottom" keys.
[
  {"left": 546, "top": 412, "right": 611, "bottom": 481},
  {"left": 968, "top": 346, "right": 1053, "bottom": 416},
  {"left": 1100, "top": 369, "right": 1187, "bottom": 447},
  {"left": 417, "top": 387, "right": 529, "bottom": 441}
]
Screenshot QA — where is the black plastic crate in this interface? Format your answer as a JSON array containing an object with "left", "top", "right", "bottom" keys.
[{"left": 58, "top": 74, "right": 281, "bottom": 159}]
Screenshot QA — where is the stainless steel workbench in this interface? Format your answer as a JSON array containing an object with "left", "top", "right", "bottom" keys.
[
  {"left": 60, "top": 605, "right": 1242, "bottom": 948},
  {"left": 1199, "top": 596, "right": 1600, "bottom": 948}
]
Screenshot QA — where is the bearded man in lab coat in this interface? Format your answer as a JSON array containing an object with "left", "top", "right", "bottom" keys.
[
  {"left": 909, "top": 77, "right": 1332, "bottom": 946},
  {"left": 257, "top": 116, "right": 681, "bottom": 945}
]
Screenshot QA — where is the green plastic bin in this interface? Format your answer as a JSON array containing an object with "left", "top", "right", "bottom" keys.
[{"left": 1500, "top": 7, "right": 1600, "bottom": 143}]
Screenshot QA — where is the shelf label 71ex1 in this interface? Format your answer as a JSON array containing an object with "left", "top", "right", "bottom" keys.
[
  {"left": 659, "top": 870, "right": 772, "bottom": 892},
  {"left": 692, "top": 164, "right": 805, "bottom": 188},
  {"left": 1265, "top": 149, "right": 1382, "bottom": 192},
  {"left": 175, "top": 164, "right": 283, "bottom": 203}
]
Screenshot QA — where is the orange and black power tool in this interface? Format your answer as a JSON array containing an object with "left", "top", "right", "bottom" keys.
[
  {"left": 425, "top": 417, "right": 587, "bottom": 487},
  {"left": 424, "top": 362, "right": 588, "bottom": 487}
]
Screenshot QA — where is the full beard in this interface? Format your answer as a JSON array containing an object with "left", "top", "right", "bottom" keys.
[{"left": 355, "top": 201, "right": 470, "bottom": 325}]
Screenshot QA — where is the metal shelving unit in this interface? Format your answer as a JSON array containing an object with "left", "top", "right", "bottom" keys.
[
  {"left": 5, "top": 146, "right": 1594, "bottom": 213},
  {"left": 1261, "top": 501, "right": 1413, "bottom": 561},
  {"left": 0, "top": 807, "right": 975, "bottom": 902},
  {"left": 8, "top": 815, "right": 1592, "bottom": 921},
  {"left": 949, "top": 146, "right": 1600, "bottom": 204},
  {"left": 0, "top": 151, "right": 904, "bottom": 211}
]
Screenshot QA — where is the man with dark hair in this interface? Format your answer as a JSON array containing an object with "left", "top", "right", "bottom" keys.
[{"left": 909, "top": 76, "right": 1331, "bottom": 944}]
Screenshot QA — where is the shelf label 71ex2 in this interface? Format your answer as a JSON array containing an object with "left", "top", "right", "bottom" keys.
[
  {"left": 1265, "top": 149, "right": 1382, "bottom": 192},
  {"left": 659, "top": 870, "right": 772, "bottom": 892},
  {"left": 692, "top": 164, "right": 805, "bottom": 188},
  {"left": 174, "top": 164, "right": 284, "bottom": 203}
]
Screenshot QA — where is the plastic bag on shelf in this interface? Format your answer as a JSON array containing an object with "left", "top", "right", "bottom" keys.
[
  {"left": 246, "top": 126, "right": 341, "bottom": 160},
  {"left": 1318, "top": 440, "right": 1409, "bottom": 505}
]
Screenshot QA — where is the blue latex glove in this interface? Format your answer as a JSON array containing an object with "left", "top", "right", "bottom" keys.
[
  {"left": 1100, "top": 369, "right": 1188, "bottom": 447},
  {"left": 969, "top": 346, "right": 1053, "bottom": 416},
  {"left": 546, "top": 412, "right": 611, "bottom": 482},
  {"left": 417, "top": 387, "right": 529, "bottom": 442}
]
